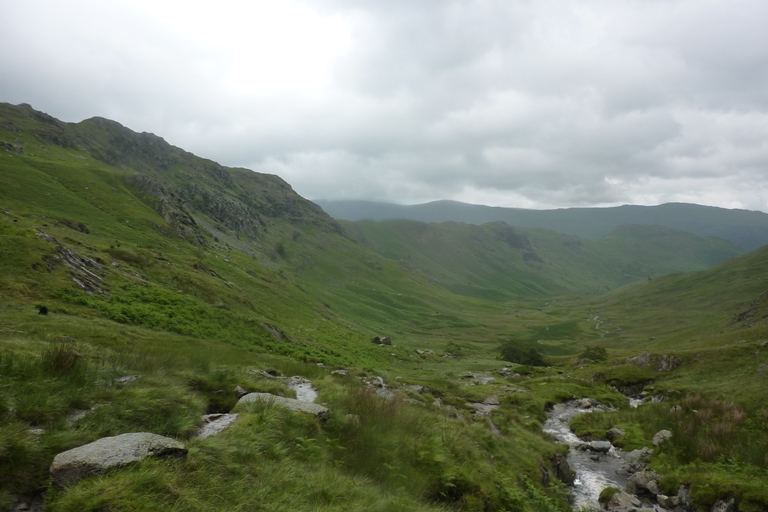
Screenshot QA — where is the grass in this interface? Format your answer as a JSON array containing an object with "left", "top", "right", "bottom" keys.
[{"left": 3, "top": 101, "right": 768, "bottom": 511}]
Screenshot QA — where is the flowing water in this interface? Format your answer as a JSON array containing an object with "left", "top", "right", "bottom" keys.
[
  {"left": 543, "top": 401, "right": 629, "bottom": 510},
  {"left": 288, "top": 376, "right": 318, "bottom": 403}
]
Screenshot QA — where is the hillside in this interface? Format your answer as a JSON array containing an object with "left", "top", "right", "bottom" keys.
[
  {"left": 340, "top": 219, "right": 742, "bottom": 299},
  {"left": 1, "top": 103, "right": 767, "bottom": 511},
  {"left": 316, "top": 199, "right": 768, "bottom": 251}
]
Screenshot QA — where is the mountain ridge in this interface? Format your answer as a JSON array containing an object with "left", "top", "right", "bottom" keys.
[{"left": 315, "top": 199, "right": 768, "bottom": 251}]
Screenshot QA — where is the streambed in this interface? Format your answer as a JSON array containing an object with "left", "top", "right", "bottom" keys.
[{"left": 544, "top": 400, "right": 629, "bottom": 510}]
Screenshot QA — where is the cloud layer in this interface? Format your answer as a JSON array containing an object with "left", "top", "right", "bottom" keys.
[{"left": 2, "top": 0, "right": 767, "bottom": 211}]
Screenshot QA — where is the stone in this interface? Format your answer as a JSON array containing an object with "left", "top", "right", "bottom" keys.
[
  {"left": 657, "top": 494, "right": 678, "bottom": 508},
  {"left": 624, "top": 447, "right": 652, "bottom": 466},
  {"left": 115, "top": 374, "right": 141, "bottom": 384},
  {"left": 589, "top": 441, "right": 612, "bottom": 453},
  {"left": 711, "top": 497, "right": 736, "bottom": 512},
  {"left": 606, "top": 427, "right": 625, "bottom": 441},
  {"left": 550, "top": 454, "right": 574, "bottom": 485},
  {"left": 677, "top": 484, "right": 692, "bottom": 507},
  {"left": 50, "top": 432, "right": 187, "bottom": 487},
  {"left": 652, "top": 429, "right": 672, "bottom": 446},
  {"left": 656, "top": 354, "right": 684, "bottom": 372},
  {"left": 233, "top": 385, "right": 248, "bottom": 397},
  {"left": 626, "top": 352, "right": 652, "bottom": 366},
  {"left": 605, "top": 491, "right": 641, "bottom": 511},
  {"left": 626, "top": 469, "right": 661, "bottom": 496},
  {"left": 234, "top": 393, "right": 330, "bottom": 422},
  {"left": 381, "top": 336, "right": 392, "bottom": 346},
  {"left": 195, "top": 413, "right": 239, "bottom": 439},
  {"left": 331, "top": 369, "right": 350, "bottom": 377}
]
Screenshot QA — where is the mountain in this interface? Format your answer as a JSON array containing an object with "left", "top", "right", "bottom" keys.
[
  {"left": 2, "top": 102, "right": 767, "bottom": 511},
  {"left": 340, "top": 219, "right": 743, "bottom": 300},
  {"left": 315, "top": 199, "right": 768, "bottom": 251}
]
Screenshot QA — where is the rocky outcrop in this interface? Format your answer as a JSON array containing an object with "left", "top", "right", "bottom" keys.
[
  {"left": 36, "top": 230, "right": 107, "bottom": 294},
  {"left": 234, "top": 393, "right": 330, "bottom": 422},
  {"left": 626, "top": 352, "right": 684, "bottom": 372},
  {"left": 50, "top": 432, "right": 187, "bottom": 487}
]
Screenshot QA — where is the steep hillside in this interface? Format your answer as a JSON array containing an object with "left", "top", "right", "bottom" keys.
[
  {"left": 340, "top": 219, "right": 742, "bottom": 300},
  {"left": 316, "top": 199, "right": 768, "bottom": 251}
]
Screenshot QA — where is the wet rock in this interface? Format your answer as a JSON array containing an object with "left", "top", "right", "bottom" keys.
[
  {"left": 550, "top": 453, "right": 574, "bottom": 485},
  {"left": 652, "top": 429, "right": 672, "bottom": 446},
  {"left": 50, "top": 432, "right": 187, "bottom": 487},
  {"left": 195, "top": 413, "right": 239, "bottom": 439},
  {"left": 234, "top": 393, "right": 330, "bottom": 422}
]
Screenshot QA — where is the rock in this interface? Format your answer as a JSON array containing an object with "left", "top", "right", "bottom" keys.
[
  {"left": 371, "top": 336, "right": 382, "bottom": 344},
  {"left": 652, "top": 429, "right": 672, "bottom": 446},
  {"left": 677, "top": 484, "right": 692, "bottom": 507},
  {"left": 195, "top": 413, "right": 239, "bottom": 439},
  {"left": 331, "top": 369, "right": 350, "bottom": 377},
  {"left": 381, "top": 336, "right": 392, "bottom": 346},
  {"left": 657, "top": 494, "right": 678, "bottom": 508},
  {"left": 626, "top": 469, "right": 661, "bottom": 496},
  {"left": 483, "top": 394, "right": 500, "bottom": 406},
  {"left": 50, "top": 432, "right": 187, "bottom": 487},
  {"left": 605, "top": 491, "right": 641, "bottom": 511},
  {"left": 656, "top": 354, "right": 684, "bottom": 372},
  {"left": 589, "top": 441, "right": 612, "bottom": 453},
  {"left": 578, "top": 398, "right": 593, "bottom": 409},
  {"left": 624, "top": 447, "right": 652, "bottom": 468},
  {"left": 606, "top": 427, "right": 625, "bottom": 441},
  {"left": 234, "top": 393, "right": 330, "bottom": 422},
  {"left": 711, "top": 497, "right": 736, "bottom": 512},
  {"left": 626, "top": 352, "right": 652, "bottom": 366},
  {"left": 115, "top": 374, "right": 141, "bottom": 384},
  {"left": 233, "top": 385, "right": 248, "bottom": 397},
  {"left": 669, "top": 405, "right": 682, "bottom": 413},
  {"left": 550, "top": 454, "right": 574, "bottom": 485}
]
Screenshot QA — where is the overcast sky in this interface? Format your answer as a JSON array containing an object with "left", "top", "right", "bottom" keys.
[{"left": 2, "top": 1, "right": 767, "bottom": 212}]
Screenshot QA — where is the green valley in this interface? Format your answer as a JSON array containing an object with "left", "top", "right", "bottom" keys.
[{"left": 1, "top": 102, "right": 767, "bottom": 512}]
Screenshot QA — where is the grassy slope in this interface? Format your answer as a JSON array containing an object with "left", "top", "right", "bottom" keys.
[
  {"left": 2, "top": 102, "right": 767, "bottom": 511},
  {"left": 341, "top": 219, "right": 742, "bottom": 300}
]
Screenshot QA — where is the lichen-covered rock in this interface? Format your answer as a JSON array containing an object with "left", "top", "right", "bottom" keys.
[
  {"left": 50, "top": 432, "right": 187, "bottom": 487},
  {"left": 234, "top": 393, "right": 330, "bottom": 421}
]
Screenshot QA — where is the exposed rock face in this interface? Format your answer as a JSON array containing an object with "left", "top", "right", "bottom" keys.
[
  {"left": 626, "top": 352, "right": 684, "bottom": 372},
  {"left": 234, "top": 393, "right": 330, "bottom": 422},
  {"left": 36, "top": 230, "right": 107, "bottom": 294},
  {"left": 50, "top": 432, "right": 187, "bottom": 487}
]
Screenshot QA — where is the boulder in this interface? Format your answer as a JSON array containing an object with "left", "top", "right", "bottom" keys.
[
  {"left": 652, "top": 429, "right": 672, "bottom": 446},
  {"left": 50, "top": 432, "right": 187, "bottom": 487},
  {"left": 657, "top": 494, "right": 678, "bottom": 508},
  {"left": 605, "top": 491, "right": 641, "bottom": 511},
  {"left": 656, "top": 354, "right": 684, "bottom": 372},
  {"left": 233, "top": 385, "right": 248, "bottom": 397},
  {"left": 588, "top": 441, "right": 612, "bottom": 453},
  {"left": 626, "top": 469, "right": 661, "bottom": 496},
  {"left": 626, "top": 352, "right": 652, "bottom": 366},
  {"left": 235, "top": 393, "right": 330, "bottom": 422},
  {"left": 606, "top": 427, "right": 626, "bottom": 441}
]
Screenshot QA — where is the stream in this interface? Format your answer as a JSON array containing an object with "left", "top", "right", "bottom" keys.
[
  {"left": 544, "top": 400, "right": 628, "bottom": 510},
  {"left": 288, "top": 376, "right": 318, "bottom": 403}
]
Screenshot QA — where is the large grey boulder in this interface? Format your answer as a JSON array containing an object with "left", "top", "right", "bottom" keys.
[
  {"left": 235, "top": 393, "right": 330, "bottom": 421},
  {"left": 50, "top": 432, "right": 187, "bottom": 487}
]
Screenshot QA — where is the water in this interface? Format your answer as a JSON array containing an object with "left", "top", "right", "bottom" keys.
[
  {"left": 288, "top": 376, "right": 318, "bottom": 403},
  {"left": 543, "top": 401, "right": 628, "bottom": 510}
]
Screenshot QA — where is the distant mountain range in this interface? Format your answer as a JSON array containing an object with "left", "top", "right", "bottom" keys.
[{"left": 314, "top": 199, "right": 768, "bottom": 251}]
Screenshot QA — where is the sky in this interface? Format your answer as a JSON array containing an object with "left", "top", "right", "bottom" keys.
[{"left": 2, "top": 0, "right": 767, "bottom": 212}]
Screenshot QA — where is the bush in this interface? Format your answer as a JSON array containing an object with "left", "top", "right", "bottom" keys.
[
  {"left": 500, "top": 341, "right": 547, "bottom": 366},
  {"left": 580, "top": 346, "right": 608, "bottom": 362}
]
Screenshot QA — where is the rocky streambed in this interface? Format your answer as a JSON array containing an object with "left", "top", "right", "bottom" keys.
[{"left": 544, "top": 400, "right": 683, "bottom": 512}]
